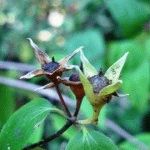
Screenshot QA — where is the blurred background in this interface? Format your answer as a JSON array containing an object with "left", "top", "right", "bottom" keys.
[{"left": 0, "top": 0, "right": 150, "bottom": 149}]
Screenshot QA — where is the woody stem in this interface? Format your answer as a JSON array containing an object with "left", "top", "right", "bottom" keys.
[
  {"left": 55, "top": 83, "right": 72, "bottom": 117},
  {"left": 73, "top": 98, "right": 82, "bottom": 117},
  {"left": 23, "top": 120, "right": 74, "bottom": 150}
]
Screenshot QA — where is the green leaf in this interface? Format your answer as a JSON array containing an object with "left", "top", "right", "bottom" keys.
[
  {"left": 107, "top": 32, "right": 149, "bottom": 72},
  {"left": 106, "top": 0, "right": 150, "bottom": 37},
  {"left": 80, "top": 49, "right": 98, "bottom": 77},
  {"left": 119, "top": 133, "right": 150, "bottom": 150},
  {"left": 105, "top": 52, "right": 128, "bottom": 82},
  {"left": 0, "top": 98, "right": 51, "bottom": 150},
  {"left": 122, "top": 61, "right": 149, "bottom": 111},
  {"left": 65, "top": 29, "right": 105, "bottom": 68},
  {"left": 28, "top": 123, "right": 43, "bottom": 144},
  {"left": 66, "top": 128, "right": 118, "bottom": 150},
  {"left": 0, "top": 85, "right": 15, "bottom": 128}
]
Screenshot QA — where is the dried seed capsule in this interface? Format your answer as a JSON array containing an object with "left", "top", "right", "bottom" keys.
[
  {"left": 42, "top": 61, "right": 60, "bottom": 73},
  {"left": 89, "top": 75, "right": 110, "bottom": 94},
  {"left": 69, "top": 73, "right": 85, "bottom": 100}
]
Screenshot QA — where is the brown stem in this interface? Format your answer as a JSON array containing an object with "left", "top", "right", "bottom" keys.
[
  {"left": 23, "top": 120, "right": 73, "bottom": 150},
  {"left": 55, "top": 83, "right": 72, "bottom": 117},
  {"left": 73, "top": 98, "right": 82, "bottom": 117},
  {"left": 57, "top": 77, "right": 81, "bottom": 86}
]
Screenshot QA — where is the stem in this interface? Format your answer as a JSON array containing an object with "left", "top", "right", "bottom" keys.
[
  {"left": 57, "top": 77, "right": 81, "bottom": 86},
  {"left": 77, "top": 105, "right": 102, "bottom": 125},
  {"left": 23, "top": 120, "right": 73, "bottom": 150},
  {"left": 55, "top": 83, "right": 72, "bottom": 117},
  {"left": 73, "top": 98, "right": 82, "bottom": 117}
]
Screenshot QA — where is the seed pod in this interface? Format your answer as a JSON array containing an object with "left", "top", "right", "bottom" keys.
[
  {"left": 89, "top": 75, "right": 110, "bottom": 94},
  {"left": 69, "top": 72, "right": 85, "bottom": 100},
  {"left": 20, "top": 38, "right": 82, "bottom": 86},
  {"left": 77, "top": 49, "right": 128, "bottom": 124}
]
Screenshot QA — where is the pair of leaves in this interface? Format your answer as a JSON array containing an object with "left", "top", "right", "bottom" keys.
[
  {"left": 66, "top": 128, "right": 118, "bottom": 150},
  {"left": 0, "top": 98, "right": 51, "bottom": 150}
]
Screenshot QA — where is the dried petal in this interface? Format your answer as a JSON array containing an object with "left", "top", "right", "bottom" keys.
[
  {"left": 27, "top": 38, "right": 50, "bottom": 65},
  {"left": 35, "top": 82, "right": 55, "bottom": 91},
  {"left": 59, "top": 46, "right": 83, "bottom": 67},
  {"left": 80, "top": 49, "right": 97, "bottom": 77},
  {"left": 20, "top": 69, "right": 44, "bottom": 79},
  {"left": 98, "top": 80, "right": 122, "bottom": 98},
  {"left": 104, "top": 52, "right": 128, "bottom": 82}
]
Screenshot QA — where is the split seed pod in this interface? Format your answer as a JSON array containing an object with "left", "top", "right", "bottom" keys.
[
  {"left": 76, "top": 50, "right": 128, "bottom": 124},
  {"left": 20, "top": 38, "right": 82, "bottom": 90}
]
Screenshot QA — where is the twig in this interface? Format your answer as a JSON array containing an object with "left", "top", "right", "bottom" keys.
[
  {"left": 0, "top": 61, "right": 35, "bottom": 72},
  {"left": 106, "top": 119, "right": 149, "bottom": 150},
  {"left": 23, "top": 120, "right": 74, "bottom": 150},
  {"left": 73, "top": 98, "right": 82, "bottom": 117},
  {"left": 0, "top": 76, "right": 75, "bottom": 108},
  {"left": 55, "top": 84, "right": 72, "bottom": 117}
]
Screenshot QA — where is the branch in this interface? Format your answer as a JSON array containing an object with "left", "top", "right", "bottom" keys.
[
  {"left": 0, "top": 76, "right": 75, "bottom": 108},
  {"left": 0, "top": 61, "right": 35, "bottom": 72},
  {"left": 106, "top": 119, "right": 149, "bottom": 150},
  {"left": 55, "top": 84, "right": 72, "bottom": 117}
]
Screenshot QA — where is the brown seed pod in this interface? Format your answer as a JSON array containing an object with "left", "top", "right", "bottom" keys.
[
  {"left": 20, "top": 39, "right": 82, "bottom": 85},
  {"left": 69, "top": 72, "right": 85, "bottom": 100}
]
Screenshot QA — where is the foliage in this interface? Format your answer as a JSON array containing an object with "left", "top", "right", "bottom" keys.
[
  {"left": 0, "top": 98, "right": 51, "bottom": 150},
  {"left": 0, "top": 0, "right": 150, "bottom": 150},
  {"left": 66, "top": 128, "right": 118, "bottom": 150}
]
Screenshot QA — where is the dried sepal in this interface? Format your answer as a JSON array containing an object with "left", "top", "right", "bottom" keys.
[
  {"left": 76, "top": 66, "right": 95, "bottom": 104},
  {"left": 104, "top": 52, "right": 128, "bottom": 82},
  {"left": 59, "top": 46, "right": 83, "bottom": 67},
  {"left": 98, "top": 80, "right": 122, "bottom": 98},
  {"left": 80, "top": 49, "right": 98, "bottom": 77},
  {"left": 41, "top": 47, "right": 82, "bottom": 77},
  {"left": 27, "top": 38, "right": 51, "bottom": 65},
  {"left": 20, "top": 69, "right": 44, "bottom": 79},
  {"left": 35, "top": 82, "right": 55, "bottom": 91},
  {"left": 76, "top": 52, "right": 128, "bottom": 125}
]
